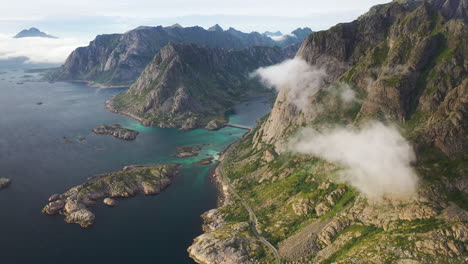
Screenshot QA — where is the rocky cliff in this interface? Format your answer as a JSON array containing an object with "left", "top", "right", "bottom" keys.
[
  {"left": 48, "top": 25, "right": 306, "bottom": 86},
  {"left": 107, "top": 43, "right": 294, "bottom": 129},
  {"left": 189, "top": 0, "right": 467, "bottom": 263}
]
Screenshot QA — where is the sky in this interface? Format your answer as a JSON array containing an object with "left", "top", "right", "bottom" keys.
[
  {"left": 1, "top": 0, "right": 391, "bottom": 38},
  {"left": 0, "top": 0, "right": 391, "bottom": 64}
]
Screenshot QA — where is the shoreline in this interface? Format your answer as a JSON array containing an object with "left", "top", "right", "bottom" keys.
[{"left": 51, "top": 79, "right": 131, "bottom": 89}]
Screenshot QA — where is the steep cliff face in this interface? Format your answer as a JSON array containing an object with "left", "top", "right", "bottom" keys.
[
  {"left": 49, "top": 25, "right": 305, "bottom": 86},
  {"left": 107, "top": 43, "right": 293, "bottom": 129},
  {"left": 258, "top": 0, "right": 467, "bottom": 158},
  {"left": 189, "top": 1, "right": 467, "bottom": 263}
]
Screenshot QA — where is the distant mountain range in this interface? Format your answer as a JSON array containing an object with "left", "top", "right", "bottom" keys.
[
  {"left": 14, "top": 27, "right": 57, "bottom": 39},
  {"left": 47, "top": 25, "right": 312, "bottom": 86}
]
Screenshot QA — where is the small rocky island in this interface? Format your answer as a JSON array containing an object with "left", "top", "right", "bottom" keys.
[
  {"left": 92, "top": 124, "right": 139, "bottom": 140},
  {"left": 175, "top": 146, "right": 201, "bottom": 158},
  {"left": 42, "top": 164, "right": 180, "bottom": 227},
  {"left": 0, "top": 178, "right": 11, "bottom": 190}
]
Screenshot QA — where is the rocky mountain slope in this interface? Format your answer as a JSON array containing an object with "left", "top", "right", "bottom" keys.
[
  {"left": 106, "top": 43, "right": 295, "bottom": 129},
  {"left": 47, "top": 25, "right": 309, "bottom": 86},
  {"left": 189, "top": 0, "right": 467, "bottom": 263}
]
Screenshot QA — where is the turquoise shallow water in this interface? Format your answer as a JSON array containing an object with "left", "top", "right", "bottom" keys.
[{"left": 0, "top": 68, "right": 271, "bottom": 264}]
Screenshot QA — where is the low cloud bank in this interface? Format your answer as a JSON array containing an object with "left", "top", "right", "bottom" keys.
[
  {"left": 250, "top": 58, "right": 327, "bottom": 110},
  {"left": 270, "top": 34, "right": 296, "bottom": 42},
  {"left": 251, "top": 58, "right": 358, "bottom": 110},
  {"left": 0, "top": 34, "right": 85, "bottom": 64},
  {"left": 289, "top": 122, "right": 419, "bottom": 200}
]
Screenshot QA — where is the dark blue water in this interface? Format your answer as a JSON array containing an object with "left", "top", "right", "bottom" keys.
[{"left": 0, "top": 68, "right": 272, "bottom": 264}]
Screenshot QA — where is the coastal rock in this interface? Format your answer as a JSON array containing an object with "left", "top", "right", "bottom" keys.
[
  {"left": 188, "top": 234, "right": 255, "bottom": 264},
  {"left": 42, "top": 200, "right": 65, "bottom": 215},
  {"left": 176, "top": 146, "right": 201, "bottom": 158},
  {"left": 0, "top": 178, "right": 11, "bottom": 190},
  {"left": 196, "top": 157, "right": 214, "bottom": 165},
  {"left": 42, "top": 164, "right": 180, "bottom": 227},
  {"left": 48, "top": 194, "right": 62, "bottom": 202},
  {"left": 205, "top": 119, "right": 226, "bottom": 130},
  {"left": 92, "top": 124, "right": 139, "bottom": 140},
  {"left": 64, "top": 209, "right": 95, "bottom": 228},
  {"left": 65, "top": 200, "right": 85, "bottom": 214},
  {"left": 103, "top": 198, "right": 118, "bottom": 206}
]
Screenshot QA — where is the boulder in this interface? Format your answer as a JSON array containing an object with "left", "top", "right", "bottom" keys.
[
  {"left": 42, "top": 200, "right": 65, "bottom": 215},
  {"left": 0, "top": 178, "right": 11, "bottom": 189},
  {"left": 103, "top": 198, "right": 118, "bottom": 206},
  {"left": 205, "top": 119, "right": 226, "bottom": 130}
]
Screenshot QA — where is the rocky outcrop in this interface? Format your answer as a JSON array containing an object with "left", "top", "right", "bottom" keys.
[
  {"left": 176, "top": 146, "right": 202, "bottom": 158},
  {"left": 103, "top": 198, "right": 118, "bottom": 206},
  {"left": 107, "top": 43, "right": 293, "bottom": 128},
  {"left": 92, "top": 124, "right": 139, "bottom": 140},
  {"left": 188, "top": 209, "right": 258, "bottom": 264},
  {"left": 42, "top": 164, "right": 180, "bottom": 227},
  {"left": 48, "top": 25, "right": 307, "bottom": 86},
  {"left": 0, "top": 178, "right": 11, "bottom": 190},
  {"left": 205, "top": 119, "right": 227, "bottom": 131}
]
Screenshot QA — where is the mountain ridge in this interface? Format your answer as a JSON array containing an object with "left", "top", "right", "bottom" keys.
[
  {"left": 106, "top": 42, "right": 296, "bottom": 129},
  {"left": 47, "top": 25, "right": 310, "bottom": 86}
]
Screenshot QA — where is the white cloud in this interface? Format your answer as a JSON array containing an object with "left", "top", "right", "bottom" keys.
[
  {"left": 289, "top": 122, "right": 419, "bottom": 200},
  {"left": 0, "top": 35, "right": 85, "bottom": 64},
  {"left": 251, "top": 58, "right": 327, "bottom": 110},
  {"left": 270, "top": 34, "right": 296, "bottom": 42}
]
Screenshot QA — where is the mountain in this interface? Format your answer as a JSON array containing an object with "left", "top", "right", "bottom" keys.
[
  {"left": 47, "top": 25, "right": 304, "bottom": 86},
  {"left": 291, "top": 27, "right": 314, "bottom": 39},
  {"left": 208, "top": 24, "right": 224, "bottom": 32},
  {"left": 106, "top": 43, "right": 295, "bottom": 130},
  {"left": 189, "top": 0, "right": 467, "bottom": 263},
  {"left": 268, "top": 27, "right": 314, "bottom": 46},
  {"left": 14, "top": 27, "right": 57, "bottom": 39}
]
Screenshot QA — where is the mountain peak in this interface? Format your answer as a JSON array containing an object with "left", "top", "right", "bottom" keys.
[
  {"left": 208, "top": 24, "right": 223, "bottom": 32},
  {"left": 14, "top": 27, "right": 57, "bottom": 39},
  {"left": 168, "top": 23, "right": 183, "bottom": 28}
]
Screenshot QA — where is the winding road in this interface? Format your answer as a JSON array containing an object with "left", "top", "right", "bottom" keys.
[{"left": 217, "top": 139, "right": 281, "bottom": 264}]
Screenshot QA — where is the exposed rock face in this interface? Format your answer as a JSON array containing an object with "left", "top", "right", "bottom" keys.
[
  {"left": 0, "top": 178, "right": 11, "bottom": 190},
  {"left": 257, "top": 0, "right": 467, "bottom": 158},
  {"left": 48, "top": 25, "right": 306, "bottom": 86},
  {"left": 92, "top": 124, "right": 139, "bottom": 140},
  {"left": 103, "top": 198, "right": 118, "bottom": 206},
  {"left": 107, "top": 43, "right": 293, "bottom": 129},
  {"left": 205, "top": 119, "right": 227, "bottom": 131},
  {"left": 188, "top": 209, "right": 258, "bottom": 264},
  {"left": 42, "top": 164, "right": 180, "bottom": 227}
]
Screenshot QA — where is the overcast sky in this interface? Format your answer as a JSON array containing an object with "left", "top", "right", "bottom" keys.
[{"left": 1, "top": 0, "right": 391, "bottom": 39}]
